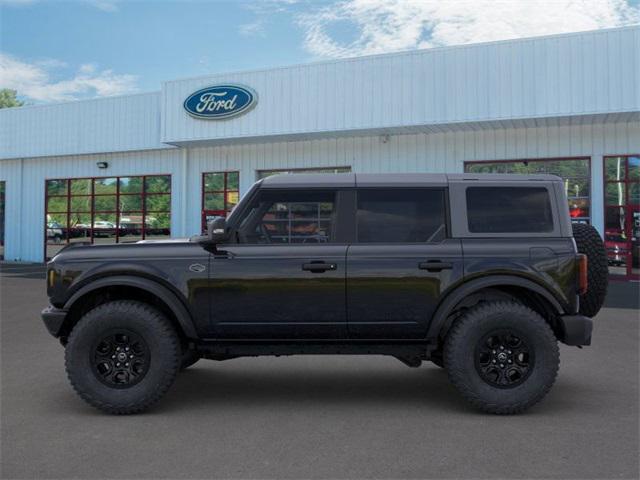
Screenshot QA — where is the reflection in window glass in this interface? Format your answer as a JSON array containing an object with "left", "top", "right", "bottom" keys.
[
  {"left": 94, "top": 178, "right": 117, "bottom": 194},
  {"left": 93, "top": 195, "right": 117, "bottom": 212},
  {"left": 46, "top": 180, "right": 67, "bottom": 196},
  {"left": 70, "top": 196, "right": 91, "bottom": 212},
  {"left": 119, "top": 194, "right": 143, "bottom": 211},
  {"left": 357, "top": 189, "right": 446, "bottom": 243},
  {"left": 603, "top": 155, "right": 639, "bottom": 278},
  {"left": 70, "top": 179, "right": 91, "bottom": 195},
  {"left": 240, "top": 190, "right": 335, "bottom": 244},
  {"left": 466, "top": 187, "right": 554, "bottom": 233},
  {"left": 465, "top": 158, "right": 591, "bottom": 223},
  {"left": 605, "top": 157, "right": 625, "bottom": 181},
  {"left": 629, "top": 156, "right": 639, "bottom": 181},
  {"left": 119, "top": 177, "right": 143, "bottom": 194},
  {"left": 145, "top": 176, "right": 171, "bottom": 193},
  {"left": 201, "top": 171, "right": 240, "bottom": 231},
  {"left": 606, "top": 183, "right": 626, "bottom": 206},
  {"left": 145, "top": 194, "right": 170, "bottom": 212},
  {"left": 45, "top": 175, "right": 171, "bottom": 259}
]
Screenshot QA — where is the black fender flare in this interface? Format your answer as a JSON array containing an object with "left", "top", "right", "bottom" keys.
[
  {"left": 63, "top": 275, "right": 198, "bottom": 339},
  {"left": 426, "top": 275, "right": 566, "bottom": 342}
]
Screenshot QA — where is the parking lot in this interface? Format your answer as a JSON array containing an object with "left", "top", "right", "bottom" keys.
[{"left": 1, "top": 262, "right": 638, "bottom": 479}]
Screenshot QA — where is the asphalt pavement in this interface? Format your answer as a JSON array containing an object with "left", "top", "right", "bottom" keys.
[{"left": 1, "top": 263, "right": 638, "bottom": 479}]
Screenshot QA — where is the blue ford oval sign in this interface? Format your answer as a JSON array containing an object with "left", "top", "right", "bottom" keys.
[{"left": 183, "top": 84, "right": 257, "bottom": 120}]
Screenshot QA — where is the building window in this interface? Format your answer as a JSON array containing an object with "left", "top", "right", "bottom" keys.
[
  {"left": 257, "top": 166, "right": 351, "bottom": 180},
  {"left": 464, "top": 158, "right": 591, "bottom": 224},
  {"left": 603, "top": 155, "right": 639, "bottom": 279},
  {"left": 201, "top": 171, "right": 239, "bottom": 231},
  {"left": 45, "top": 175, "right": 171, "bottom": 259},
  {"left": 0, "top": 181, "right": 5, "bottom": 260}
]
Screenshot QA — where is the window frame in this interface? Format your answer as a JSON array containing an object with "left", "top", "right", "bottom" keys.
[{"left": 353, "top": 187, "right": 449, "bottom": 244}]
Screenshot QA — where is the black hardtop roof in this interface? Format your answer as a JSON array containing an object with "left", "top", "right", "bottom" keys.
[{"left": 259, "top": 172, "right": 562, "bottom": 188}]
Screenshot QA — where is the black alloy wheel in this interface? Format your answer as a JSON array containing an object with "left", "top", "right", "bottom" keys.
[
  {"left": 475, "top": 330, "right": 533, "bottom": 388},
  {"left": 92, "top": 330, "right": 150, "bottom": 388}
]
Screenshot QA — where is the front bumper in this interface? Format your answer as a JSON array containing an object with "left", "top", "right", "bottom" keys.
[
  {"left": 559, "top": 314, "right": 593, "bottom": 346},
  {"left": 41, "top": 305, "right": 68, "bottom": 337}
]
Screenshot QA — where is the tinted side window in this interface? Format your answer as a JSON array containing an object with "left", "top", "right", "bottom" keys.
[
  {"left": 466, "top": 187, "right": 553, "bottom": 233},
  {"left": 356, "top": 189, "right": 446, "bottom": 243},
  {"left": 238, "top": 190, "right": 336, "bottom": 244}
]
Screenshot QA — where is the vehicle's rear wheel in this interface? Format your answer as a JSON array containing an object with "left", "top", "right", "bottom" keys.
[
  {"left": 444, "top": 301, "right": 559, "bottom": 414},
  {"left": 65, "top": 300, "right": 180, "bottom": 414},
  {"left": 572, "top": 223, "right": 608, "bottom": 317}
]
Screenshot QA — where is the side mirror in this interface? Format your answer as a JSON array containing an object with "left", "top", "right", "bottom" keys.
[{"left": 207, "top": 217, "right": 229, "bottom": 244}]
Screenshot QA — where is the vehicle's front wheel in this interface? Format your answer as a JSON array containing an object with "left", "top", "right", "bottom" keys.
[
  {"left": 65, "top": 300, "right": 181, "bottom": 414},
  {"left": 444, "top": 301, "right": 559, "bottom": 414}
]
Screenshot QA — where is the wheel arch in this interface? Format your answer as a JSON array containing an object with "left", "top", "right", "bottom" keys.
[
  {"left": 427, "top": 275, "right": 566, "bottom": 344},
  {"left": 60, "top": 275, "right": 198, "bottom": 342}
]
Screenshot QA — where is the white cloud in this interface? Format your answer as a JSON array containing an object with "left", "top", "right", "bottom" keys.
[
  {"left": 239, "top": 19, "right": 266, "bottom": 36},
  {"left": 85, "top": 0, "right": 119, "bottom": 12},
  {"left": 298, "top": 0, "right": 640, "bottom": 58},
  {"left": 0, "top": 53, "right": 138, "bottom": 102}
]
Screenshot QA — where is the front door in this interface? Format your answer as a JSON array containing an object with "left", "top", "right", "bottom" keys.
[
  {"left": 207, "top": 188, "right": 348, "bottom": 339},
  {"left": 347, "top": 188, "right": 464, "bottom": 338}
]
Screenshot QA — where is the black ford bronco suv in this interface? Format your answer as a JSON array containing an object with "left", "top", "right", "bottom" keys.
[{"left": 42, "top": 173, "right": 608, "bottom": 415}]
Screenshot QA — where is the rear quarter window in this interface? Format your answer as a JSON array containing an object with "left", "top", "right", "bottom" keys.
[{"left": 466, "top": 187, "right": 554, "bottom": 233}]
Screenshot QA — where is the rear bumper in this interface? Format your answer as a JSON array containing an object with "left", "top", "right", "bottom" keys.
[
  {"left": 41, "top": 305, "right": 68, "bottom": 338},
  {"left": 559, "top": 314, "right": 593, "bottom": 346}
]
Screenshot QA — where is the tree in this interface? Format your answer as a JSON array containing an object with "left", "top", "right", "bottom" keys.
[{"left": 0, "top": 89, "right": 24, "bottom": 109}]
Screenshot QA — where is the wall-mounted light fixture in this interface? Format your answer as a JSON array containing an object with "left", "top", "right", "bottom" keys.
[{"left": 96, "top": 161, "right": 108, "bottom": 169}]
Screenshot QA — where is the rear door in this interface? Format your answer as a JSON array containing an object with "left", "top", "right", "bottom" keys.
[{"left": 346, "top": 188, "right": 463, "bottom": 339}]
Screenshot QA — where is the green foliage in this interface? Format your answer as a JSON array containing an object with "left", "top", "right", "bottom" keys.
[{"left": 0, "top": 89, "right": 24, "bottom": 109}]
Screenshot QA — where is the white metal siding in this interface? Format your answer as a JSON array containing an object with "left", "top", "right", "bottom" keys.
[
  {"left": 2, "top": 120, "right": 635, "bottom": 262},
  {"left": 0, "top": 92, "right": 169, "bottom": 160},
  {"left": 162, "top": 27, "right": 639, "bottom": 145}
]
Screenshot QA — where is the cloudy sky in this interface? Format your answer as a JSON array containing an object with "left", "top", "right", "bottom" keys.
[{"left": 1, "top": 0, "right": 639, "bottom": 104}]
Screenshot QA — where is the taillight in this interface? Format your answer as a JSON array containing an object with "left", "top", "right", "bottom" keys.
[{"left": 577, "top": 254, "right": 588, "bottom": 295}]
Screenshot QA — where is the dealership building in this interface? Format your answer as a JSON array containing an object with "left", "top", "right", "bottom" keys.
[{"left": 0, "top": 26, "right": 638, "bottom": 279}]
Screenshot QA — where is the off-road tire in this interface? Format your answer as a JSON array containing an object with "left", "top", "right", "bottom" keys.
[
  {"left": 180, "top": 350, "right": 200, "bottom": 370},
  {"left": 572, "top": 223, "right": 608, "bottom": 317},
  {"left": 65, "top": 300, "right": 180, "bottom": 415},
  {"left": 444, "top": 301, "right": 560, "bottom": 414}
]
